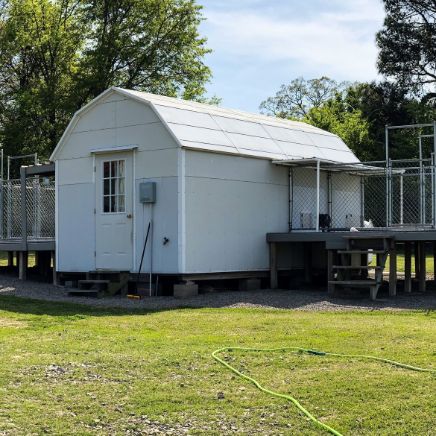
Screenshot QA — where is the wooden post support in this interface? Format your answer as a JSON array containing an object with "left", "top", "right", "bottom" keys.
[
  {"left": 18, "top": 251, "right": 27, "bottom": 281},
  {"left": 376, "top": 253, "right": 381, "bottom": 268},
  {"left": 34, "top": 251, "right": 40, "bottom": 271},
  {"left": 433, "top": 242, "right": 436, "bottom": 284},
  {"left": 52, "top": 251, "right": 58, "bottom": 286},
  {"left": 327, "top": 249, "right": 334, "bottom": 295},
  {"left": 419, "top": 241, "right": 426, "bottom": 292},
  {"left": 404, "top": 242, "right": 412, "bottom": 293},
  {"left": 389, "top": 241, "right": 397, "bottom": 297},
  {"left": 414, "top": 242, "right": 420, "bottom": 279},
  {"left": 269, "top": 242, "right": 278, "bottom": 289},
  {"left": 361, "top": 253, "right": 368, "bottom": 279},
  {"left": 7, "top": 251, "right": 14, "bottom": 268}
]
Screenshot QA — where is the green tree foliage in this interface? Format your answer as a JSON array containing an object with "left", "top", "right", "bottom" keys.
[
  {"left": 76, "top": 0, "right": 211, "bottom": 104},
  {"left": 305, "top": 98, "right": 371, "bottom": 161},
  {"left": 376, "top": 0, "right": 436, "bottom": 104},
  {"left": 259, "top": 76, "right": 344, "bottom": 119},
  {"left": 0, "top": 0, "right": 85, "bottom": 159},
  {"left": 345, "top": 81, "right": 435, "bottom": 160},
  {"left": 260, "top": 77, "right": 370, "bottom": 160},
  {"left": 0, "top": 0, "right": 211, "bottom": 161},
  {"left": 260, "top": 78, "right": 435, "bottom": 161}
]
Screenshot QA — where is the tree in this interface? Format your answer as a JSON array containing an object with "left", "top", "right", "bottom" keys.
[
  {"left": 259, "top": 78, "right": 436, "bottom": 161},
  {"left": 75, "top": 0, "right": 211, "bottom": 105},
  {"left": 376, "top": 0, "right": 436, "bottom": 104},
  {"left": 259, "top": 77, "right": 345, "bottom": 119},
  {"left": 0, "top": 0, "right": 85, "bottom": 160},
  {"left": 0, "top": 0, "right": 212, "bottom": 162},
  {"left": 304, "top": 97, "right": 371, "bottom": 161},
  {"left": 345, "top": 81, "right": 435, "bottom": 160},
  {"left": 259, "top": 77, "right": 370, "bottom": 159}
]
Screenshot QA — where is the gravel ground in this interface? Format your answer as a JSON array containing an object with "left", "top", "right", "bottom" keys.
[{"left": 0, "top": 276, "right": 435, "bottom": 312}]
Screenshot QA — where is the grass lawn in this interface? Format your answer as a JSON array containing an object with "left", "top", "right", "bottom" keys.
[
  {"left": 0, "top": 252, "right": 36, "bottom": 267},
  {"left": 0, "top": 296, "right": 434, "bottom": 435},
  {"left": 369, "top": 253, "right": 435, "bottom": 274}
]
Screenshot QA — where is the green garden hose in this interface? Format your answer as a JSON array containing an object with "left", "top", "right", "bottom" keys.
[{"left": 212, "top": 346, "right": 435, "bottom": 436}]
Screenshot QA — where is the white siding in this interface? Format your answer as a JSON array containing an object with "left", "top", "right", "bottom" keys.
[
  {"left": 57, "top": 183, "right": 95, "bottom": 271},
  {"left": 133, "top": 177, "right": 179, "bottom": 274},
  {"left": 55, "top": 94, "right": 180, "bottom": 273},
  {"left": 183, "top": 150, "right": 289, "bottom": 273}
]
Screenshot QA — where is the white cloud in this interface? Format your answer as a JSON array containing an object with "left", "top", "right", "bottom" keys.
[{"left": 200, "top": 0, "right": 385, "bottom": 110}]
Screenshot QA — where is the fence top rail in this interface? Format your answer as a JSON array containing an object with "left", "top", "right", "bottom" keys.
[
  {"left": 276, "top": 158, "right": 436, "bottom": 173},
  {"left": 387, "top": 123, "right": 435, "bottom": 130}
]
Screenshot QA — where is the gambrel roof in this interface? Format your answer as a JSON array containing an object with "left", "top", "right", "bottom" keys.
[{"left": 51, "top": 87, "right": 359, "bottom": 163}]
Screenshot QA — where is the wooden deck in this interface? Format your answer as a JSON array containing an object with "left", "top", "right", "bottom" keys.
[
  {"left": 0, "top": 163, "right": 56, "bottom": 282},
  {"left": 267, "top": 229, "right": 436, "bottom": 299}
]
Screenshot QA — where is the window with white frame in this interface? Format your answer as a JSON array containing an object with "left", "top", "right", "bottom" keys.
[{"left": 102, "top": 160, "right": 125, "bottom": 213}]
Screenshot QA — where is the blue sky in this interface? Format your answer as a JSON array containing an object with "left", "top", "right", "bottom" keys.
[{"left": 199, "top": 0, "right": 385, "bottom": 112}]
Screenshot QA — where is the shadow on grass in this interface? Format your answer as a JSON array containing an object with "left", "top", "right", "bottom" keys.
[
  {"left": 0, "top": 295, "right": 161, "bottom": 318},
  {"left": 0, "top": 286, "right": 435, "bottom": 320}
]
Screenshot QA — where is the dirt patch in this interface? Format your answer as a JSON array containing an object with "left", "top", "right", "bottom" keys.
[{"left": 0, "top": 317, "right": 27, "bottom": 328}]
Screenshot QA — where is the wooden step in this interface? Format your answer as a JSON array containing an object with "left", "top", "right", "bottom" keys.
[
  {"left": 79, "top": 279, "right": 111, "bottom": 285},
  {"left": 86, "top": 271, "right": 129, "bottom": 296},
  {"left": 78, "top": 279, "right": 110, "bottom": 292},
  {"left": 68, "top": 289, "right": 102, "bottom": 298},
  {"left": 337, "top": 250, "right": 386, "bottom": 254}
]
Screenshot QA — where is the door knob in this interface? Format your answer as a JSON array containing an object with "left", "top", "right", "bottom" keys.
[{"left": 127, "top": 214, "right": 133, "bottom": 219}]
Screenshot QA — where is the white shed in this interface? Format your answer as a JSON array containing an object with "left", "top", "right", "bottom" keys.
[{"left": 50, "top": 87, "right": 360, "bottom": 284}]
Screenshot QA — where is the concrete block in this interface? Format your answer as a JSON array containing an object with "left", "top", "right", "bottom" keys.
[
  {"left": 239, "top": 278, "right": 261, "bottom": 291},
  {"left": 173, "top": 282, "right": 198, "bottom": 298}
]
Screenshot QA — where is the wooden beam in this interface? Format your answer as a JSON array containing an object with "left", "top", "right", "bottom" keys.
[
  {"left": 433, "top": 242, "right": 436, "bottom": 284},
  {"left": 389, "top": 242, "right": 397, "bottom": 297},
  {"left": 269, "top": 242, "right": 278, "bottom": 289},
  {"left": 404, "top": 242, "right": 412, "bottom": 293},
  {"left": 22, "top": 163, "right": 55, "bottom": 176},
  {"left": 419, "top": 241, "right": 426, "bottom": 292},
  {"left": 7, "top": 251, "right": 14, "bottom": 268},
  {"left": 414, "top": 242, "right": 420, "bottom": 279},
  {"left": 52, "top": 251, "right": 58, "bottom": 286},
  {"left": 18, "top": 251, "right": 27, "bottom": 280}
]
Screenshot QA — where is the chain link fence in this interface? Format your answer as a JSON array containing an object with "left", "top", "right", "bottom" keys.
[
  {"left": 0, "top": 176, "right": 55, "bottom": 239},
  {"left": 289, "top": 159, "right": 436, "bottom": 231}
]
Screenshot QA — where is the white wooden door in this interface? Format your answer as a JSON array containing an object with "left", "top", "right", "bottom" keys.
[{"left": 95, "top": 152, "right": 133, "bottom": 270}]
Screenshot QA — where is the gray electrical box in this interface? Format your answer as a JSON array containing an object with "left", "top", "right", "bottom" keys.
[{"left": 139, "top": 182, "right": 156, "bottom": 203}]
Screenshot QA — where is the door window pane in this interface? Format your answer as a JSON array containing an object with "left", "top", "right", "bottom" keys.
[
  {"left": 103, "top": 179, "right": 110, "bottom": 196},
  {"left": 111, "top": 161, "right": 117, "bottom": 178},
  {"left": 117, "top": 178, "right": 125, "bottom": 196},
  {"left": 102, "top": 159, "right": 126, "bottom": 213},
  {"left": 103, "top": 196, "right": 110, "bottom": 213},
  {"left": 118, "top": 161, "right": 125, "bottom": 177},
  {"left": 103, "top": 162, "right": 110, "bottom": 178}
]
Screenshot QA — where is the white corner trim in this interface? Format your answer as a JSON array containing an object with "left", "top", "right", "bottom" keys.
[{"left": 177, "top": 147, "right": 186, "bottom": 273}]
